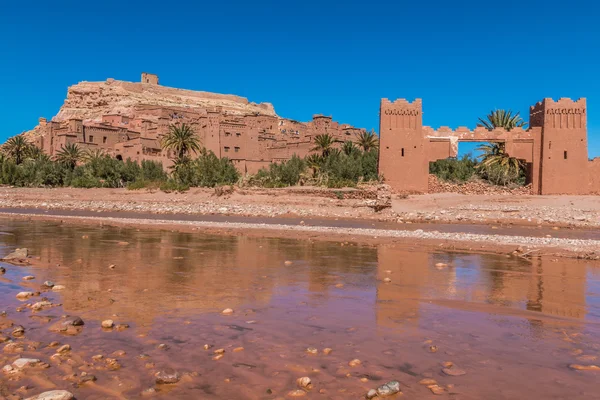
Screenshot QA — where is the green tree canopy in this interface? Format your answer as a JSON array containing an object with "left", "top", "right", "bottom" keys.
[{"left": 161, "top": 123, "right": 201, "bottom": 160}]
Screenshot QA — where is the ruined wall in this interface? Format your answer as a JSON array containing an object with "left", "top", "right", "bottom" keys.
[{"left": 141, "top": 72, "right": 159, "bottom": 85}]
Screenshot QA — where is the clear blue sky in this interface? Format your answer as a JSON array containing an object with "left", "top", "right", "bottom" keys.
[{"left": 1, "top": 0, "right": 599, "bottom": 157}]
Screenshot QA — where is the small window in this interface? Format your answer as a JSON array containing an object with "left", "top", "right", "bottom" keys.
[
  {"left": 564, "top": 151, "right": 568, "bottom": 160},
  {"left": 549, "top": 141, "right": 552, "bottom": 149},
  {"left": 225, "top": 132, "right": 232, "bottom": 136},
  {"left": 89, "top": 135, "right": 94, "bottom": 143},
  {"left": 224, "top": 146, "right": 230, "bottom": 152},
  {"left": 234, "top": 147, "right": 240, "bottom": 152},
  {"left": 401, "top": 148, "right": 405, "bottom": 157},
  {"left": 236, "top": 132, "right": 241, "bottom": 137},
  {"left": 103, "top": 136, "right": 107, "bottom": 144}
]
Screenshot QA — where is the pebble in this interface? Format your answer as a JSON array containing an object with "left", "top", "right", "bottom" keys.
[
  {"left": 569, "top": 364, "right": 600, "bottom": 371},
  {"left": 284, "top": 260, "right": 293, "bottom": 266},
  {"left": 222, "top": 308, "right": 234, "bottom": 315},
  {"left": 366, "top": 389, "right": 378, "bottom": 399},
  {"left": 13, "top": 358, "right": 41, "bottom": 369},
  {"left": 297, "top": 376, "right": 312, "bottom": 390},
  {"left": 12, "top": 325, "right": 25, "bottom": 336},
  {"left": 0, "top": 266, "right": 5, "bottom": 274},
  {"left": 212, "top": 354, "right": 224, "bottom": 361},
  {"left": 383, "top": 277, "right": 392, "bottom": 283},
  {"left": 57, "top": 344, "right": 71, "bottom": 354},
  {"left": 419, "top": 378, "right": 438, "bottom": 385},
  {"left": 376, "top": 381, "right": 401, "bottom": 396},
  {"left": 155, "top": 368, "right": 181, "bottom": 384},
  {"left": 429, "top": 345, "right": 438, "bottom": 353},
  {"left": 24, "top": 390, "right": 74, "bottom": 400},
  {"left": 16, "top": 292, "right": 36, "bottom": 300},
  {"left": 52, "top": 285, "right": 66, "bottom": 291},
  {"left": 214, "top": 348, "right": 225, "bottom": 354},
  {"left": 101, "top": 319, "right": 114, "bottom": 329},
  {"left": 32, "top": 301, "right": 53, "bottom": 311},
  {"left": 233, "top": 347, "right": 244, "bottom": 352},
  {"left": 23, "top": 276, "right": 35, "bottom": 281},
  {"left": 287, "top": 389, "right": 306, "bottom": 397},
  {"left": 323, "top": 348, "right": 333, "bottom": 355},
  {"left": 428, "top": 384, "right": 445, "bottom": 395},
  {"left": 43, "top": 281, "right": 55, "bottom": 288},
  {"left": 306, "top": 347, "right": 318, "bottom": 355},
  {"left": 435, "top": 262, "right": 448, "bottom": 269},
  {"left": 348, "top": 359, "right": 362, "bottom": 367},
  {"left": 442, "top": 364, "right": 466, "bottom": 376}
]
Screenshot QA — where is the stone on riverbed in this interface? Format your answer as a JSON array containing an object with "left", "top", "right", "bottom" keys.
[
  {"left": 376, "top": 381, "right": 401, "bottom": 396},
  {"left": 442, "top": 364, "right": 466, "bottom": 376},
  {"left": 12, "top": 358, "right": 41, "bottom": 369},
  {"left": 0, "top": 266, "right": 5, "bottom": 274},
  {"left": 16, "top": 292, "right": 36, "bottom": 300},
  {"left": 3, "top": 248, "right": 28, "bottom": 261},
  {"left": 43, "top": 281, "right": 55, "bottom": 288},
  {"left": 155, "top": 368, "right": 181, "bottom": 384},
  {"left": 569, "top": 364, "right": 600, "bottom": 371},
  {"left": 49, "top": 316, "right": 85, "bottom": 335},
  {"left": 297, "top": 376, "right": 312, "bottom": 390},
  {"left": 52, "top": 285, "right": 66, "bottom": 291},
  {"left": 101, "top": 319, "right": 114, "bottom": 329},
  {"left": 24, "top": 390, "right": 74, "bottom": 400},
  {"left": 222, "top": 308, "right": 234, "bottom": 315}
]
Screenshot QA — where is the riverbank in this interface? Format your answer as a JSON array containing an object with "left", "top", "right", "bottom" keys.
[
  {"left": 1, "top": 187, "right": 599, "bottom": 229},
  {"left": 1, "top": 209, "right": 600, "bottom": 260}
]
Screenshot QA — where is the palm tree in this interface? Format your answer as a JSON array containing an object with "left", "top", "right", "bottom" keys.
[
  {"left": 356, "top": 130, "right": 379, "bottom": 152},
  {"left": 305, "top": 154, "right": 323, "bottom": 177},
  {"left": 311, "top": 134, "right": 337, "bottom": 158},
  {"left": 342, "top": 141, "right": 358, "bottom": 156},
  {"left": 161, "top": 123, "right": 201, "bottom": 160},
  {"left": 82, "top": 148, "right": 107, "bottom": 163},
  {"left": 478, "top": 110, "right": 528, "bottom": 130},
  {"left": 25, "top": 145, "right": 46, "bottom": 162},
  {"left": 55, "top": 143, "right": 82, "bottom": 170},
  {"left": 3, "top": 135, "right": 33, "bottom": 165},
  {"left": 476, "top": 142, "right": 522, "bottom": 183}
]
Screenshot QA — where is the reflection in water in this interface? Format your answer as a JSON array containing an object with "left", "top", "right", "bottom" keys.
[{"left": 1, "top": 220, "right": 600, "bottom": 399}]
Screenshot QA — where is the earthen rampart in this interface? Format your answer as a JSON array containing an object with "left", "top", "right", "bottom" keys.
[{"left": 379, "top": 97, "right": 592, "bottom": 195}]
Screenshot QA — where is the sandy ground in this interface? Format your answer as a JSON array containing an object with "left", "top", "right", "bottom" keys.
[{"left": 0, "top": 187, "right": 600, "bottom": 228}]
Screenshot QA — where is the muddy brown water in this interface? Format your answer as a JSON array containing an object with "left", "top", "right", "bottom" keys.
[{"left": 1, "top": 219, "right": 600, "bottom": 399}]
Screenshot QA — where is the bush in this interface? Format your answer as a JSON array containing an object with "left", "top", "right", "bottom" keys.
[
  {"left": 173, "top": 149, "right": 239, "bottom": 187},
  {"left": 247, "top": 149, "right": 380, "bottom": 188},
  {"left": 429, "top": 155, "right": 477, "bottom": 183},
  {"left": 478, "top": 163, "right": 526, "bottom": 186},
  {"left": 159, "top": 179, "right": 189, "bottom": 193},
  {"left": 249, "top": 155, "right": 306, "bottom": 188}
]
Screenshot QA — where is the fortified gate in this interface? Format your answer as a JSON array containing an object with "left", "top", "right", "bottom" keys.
[{"left": 378, "top": 97, "right": 600, "bottom": 195}]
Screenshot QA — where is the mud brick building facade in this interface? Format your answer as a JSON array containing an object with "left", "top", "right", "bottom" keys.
[
  {"left": 379, "top": 97, "right": 600, "bottom": 195},
  {"left": 30, "top": 74, "right": 366, "bottom": 174}
]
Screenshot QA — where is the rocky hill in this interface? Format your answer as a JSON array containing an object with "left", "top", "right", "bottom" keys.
[{"left": 22, "top": 77, "right": 277, "bottom": 140}]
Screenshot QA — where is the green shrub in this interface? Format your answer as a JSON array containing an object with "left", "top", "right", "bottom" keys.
[
  {"left": 173, "top": 149, "right": 239, "bottom": 187},
  {"left": 478, "top": 163, "right": 526, "bottom": 186},
  {"left": 429, "top": 155, "right": 477, "bottom": 182},
  {"left": 160, "top": 179, "right": 189, "bottom": 192}
]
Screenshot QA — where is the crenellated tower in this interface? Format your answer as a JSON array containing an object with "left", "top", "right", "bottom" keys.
[
  {"left": 378, "top": 98, "right": 427, "bottom": 192},
  {"left": 532, "top": 98, "right": 588, "bottom": 194}
]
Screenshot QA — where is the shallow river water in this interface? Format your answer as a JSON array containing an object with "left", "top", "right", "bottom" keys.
[{"left": 1, "top": 219, "right": 600, "bottom": 399}]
